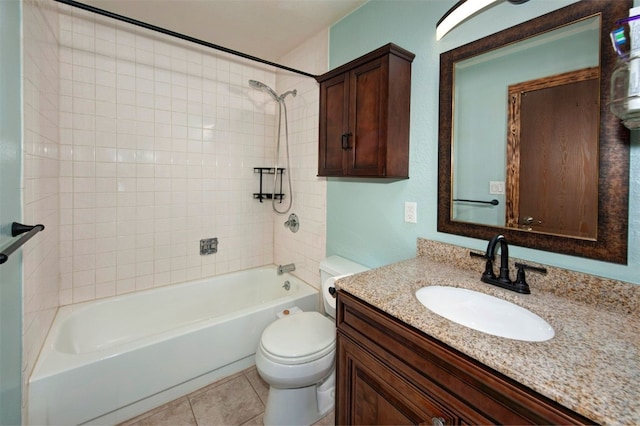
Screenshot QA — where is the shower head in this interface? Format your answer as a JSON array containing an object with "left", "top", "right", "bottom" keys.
[{"left": 249, "top": 79, "right": 279, "bottom": 102}]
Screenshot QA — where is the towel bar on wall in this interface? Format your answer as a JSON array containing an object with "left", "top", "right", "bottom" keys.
[
  {"left": 0, "top": 222, "right": 45, "bottom": 265},
  {"left": 453, "top": 198, "right": 500, "bottom": 206}
]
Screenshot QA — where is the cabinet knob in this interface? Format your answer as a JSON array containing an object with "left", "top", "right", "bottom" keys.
[
  {"left": 431, "top": 417, "right": 446, "bottom": 426},
  {"left": 341, "top": 132, "right": 353, "bottom": 150}
]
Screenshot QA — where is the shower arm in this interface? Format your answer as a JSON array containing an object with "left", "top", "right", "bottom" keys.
[{"left": 278, "top": 90, "right": 298, "bottom": 101}]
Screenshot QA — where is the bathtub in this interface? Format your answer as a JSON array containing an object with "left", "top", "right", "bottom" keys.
[{"left": 28, "top": 266, "right": 318, "bottom": 425}]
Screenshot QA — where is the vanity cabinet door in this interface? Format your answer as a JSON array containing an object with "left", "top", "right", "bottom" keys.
[
  {"left": 336, "top": 291, "right": 594, "bottom": 425},
  {"left": 337, "top": 335, "right": 456, "bottom": 426},
  {"left": 316, "top": 43, "right": 414, "bottom": 178}
]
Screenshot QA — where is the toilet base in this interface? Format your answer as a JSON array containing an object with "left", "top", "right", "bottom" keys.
[{"left": 263, "top": 372, "right": 335, "bottom": 426}]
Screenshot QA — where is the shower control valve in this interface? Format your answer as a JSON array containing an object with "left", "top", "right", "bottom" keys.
[
  {"left": 200, "top": 237, "right": 218, "bottom": 255},
  {"left": 284, "top": 213, "right": 299, "bottom": 233}
]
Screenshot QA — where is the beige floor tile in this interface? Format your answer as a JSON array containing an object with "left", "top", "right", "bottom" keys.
[
  {"left": 243, "top": 367, "right": 269, "bottom": 405},
  {"left": 117, "top": 367, "right": 335, "bottom": 426},
  {"left": 118, "top": 397, "right": 197, "bottom": 426},
  {"left": 312, "top": 410, "right": 335, "bottom": 426},
  {"left": 240, "top": 413, "right": 264, "bottom": 426},
  {"left": 189, "top": 375, "right": 264, "bottom": 426},
  {"left": 188, "top": 370, "right": 245, "bottom": 399}
]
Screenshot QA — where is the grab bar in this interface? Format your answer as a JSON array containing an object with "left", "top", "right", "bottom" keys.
[
  {"left": 453, "top": 198, "right": 499, "bottom": 206},
  {"left": 0, "top": 222, "right": 45, "bottom": 265}
]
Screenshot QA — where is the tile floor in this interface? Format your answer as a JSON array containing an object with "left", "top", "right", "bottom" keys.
[{"left": 118, "top": 366, "right": 335, "bottom": 426}]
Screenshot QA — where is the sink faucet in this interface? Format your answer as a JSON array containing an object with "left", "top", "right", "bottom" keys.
[
  {"left": 470, "top": 235, "right": 546, "bottom": 294},
  {"left": 485, "top": 234, "right": 511, "bottom": 286},
  {"left": 277, "top": 263, "right": 296, "bottom": 275}
]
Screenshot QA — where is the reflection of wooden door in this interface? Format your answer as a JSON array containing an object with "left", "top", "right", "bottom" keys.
[{"left": 506, "top": 68, "right": 599, "bottom": 239}]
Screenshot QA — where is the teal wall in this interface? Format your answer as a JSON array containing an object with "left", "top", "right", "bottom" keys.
[
  {"left": 0, "top": 0, "right": 23, "bottom": 424},
  {"left": 327, "top": 0, "right": 640, "bottom": 285}
]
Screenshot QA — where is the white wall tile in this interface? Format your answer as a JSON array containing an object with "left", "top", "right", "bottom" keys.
[
  {"left": 52, "top": 6, "right": 325, "bottom": 308},
  {"left": 22, "top": 0, "right": 61, "bottom": 399},
  {"left": 273, "top": 29, "right": 328, "bottom": 290}
]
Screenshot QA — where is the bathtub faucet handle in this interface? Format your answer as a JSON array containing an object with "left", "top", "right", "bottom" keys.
[
  {"left": 277, "top": 263, "right": 296, "bottom": 275},
  {"left": 283, "top": 213, "right": 299, "bottom": 233}
]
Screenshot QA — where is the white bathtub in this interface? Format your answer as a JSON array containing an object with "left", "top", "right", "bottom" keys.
[{"left": 28, "top": 266, "right": 318, "bottom": 425}]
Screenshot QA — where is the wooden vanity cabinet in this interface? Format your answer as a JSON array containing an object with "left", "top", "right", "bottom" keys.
[
  {"left": 336, "top": 291, "right": 594, "bottom": 425},
  {"left": 315, "top": 43, "right": 414, "bottom": 178}
]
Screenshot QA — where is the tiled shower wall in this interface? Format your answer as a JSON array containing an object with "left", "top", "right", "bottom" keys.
[
  {"left": 274, "top": 31, "right": 328, "bottom": 289},
  {"left": 22, "top": 0, "right": 61, "bottom": 410},
  {"left": 17, "top": 0, "right": 327, "bottom": 419},
  {"left": 20, "top": 2, "right": 326, "bottom": 414},
  {"left": 56, "top": 4, "right": 325, "bottom": 305}
]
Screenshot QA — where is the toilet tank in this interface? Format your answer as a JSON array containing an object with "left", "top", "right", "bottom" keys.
[
  {"left": 320, "top": 256, "right": 369, "bottom": 317},
  {"left": 320, "top": 255, "right": 369, "bottom": 283}
]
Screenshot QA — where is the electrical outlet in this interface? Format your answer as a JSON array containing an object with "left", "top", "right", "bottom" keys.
[{"left": 404, "top": 202, "right": 417, "bottom": 223}]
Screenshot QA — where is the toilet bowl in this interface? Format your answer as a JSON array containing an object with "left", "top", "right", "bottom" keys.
[{"left": 256, "top": 256, "right": 368, "bottom": 426}]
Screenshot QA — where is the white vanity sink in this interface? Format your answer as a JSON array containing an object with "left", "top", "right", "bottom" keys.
[{"left": 415, "top": 286, "right": 554, "bottom": 342}]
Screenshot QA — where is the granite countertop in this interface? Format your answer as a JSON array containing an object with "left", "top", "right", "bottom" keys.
[{"left": 336, "top": 254, "right": 640, "bottom": 425}]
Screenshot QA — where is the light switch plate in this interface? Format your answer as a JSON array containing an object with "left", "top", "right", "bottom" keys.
[{"left": 489, "top": 181, "right": 505, "bottom": 195}]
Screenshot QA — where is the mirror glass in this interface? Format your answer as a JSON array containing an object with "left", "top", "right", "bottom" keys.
[
  {"left": 438, "top": 0, "right": 630, "bottom": 264},
  {"left": 452, "top": 17, "right": 599, "bottom": 238}
]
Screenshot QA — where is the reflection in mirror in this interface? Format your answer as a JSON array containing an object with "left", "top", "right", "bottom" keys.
[
  {"left": 438, "top": 0, "right": 630, "bottom": 264},
  {"left": 505, "top": 66, "right": 600, "bottom": 238},
  {"left": 452, "top": 17, "right": 599, "bottom": 238}
]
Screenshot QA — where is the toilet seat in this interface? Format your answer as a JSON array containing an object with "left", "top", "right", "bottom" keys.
[{"left": 260, "top": 312, "right": 336, "bottom": 365}]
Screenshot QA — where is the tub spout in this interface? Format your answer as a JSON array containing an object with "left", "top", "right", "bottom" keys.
[{"left": 277, "top": 263, "right": 295, "bottom": 275}]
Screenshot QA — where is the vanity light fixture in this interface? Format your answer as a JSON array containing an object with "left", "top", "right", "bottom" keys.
[{"left": 436, "top": 0, "right": 530, "bottom": 41}]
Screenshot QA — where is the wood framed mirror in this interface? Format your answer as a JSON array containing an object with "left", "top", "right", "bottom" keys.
[{"left": 437, "top": 0, "right": 630, "bottom": 264}]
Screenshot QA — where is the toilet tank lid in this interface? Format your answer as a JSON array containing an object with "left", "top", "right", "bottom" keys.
[{"left": 320, "top": 255, "right": 369, "bottom": 276}]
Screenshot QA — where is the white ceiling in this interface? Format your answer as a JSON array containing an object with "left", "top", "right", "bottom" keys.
[{"left": 79, "top": 0, "right": 367, "bottom": 64}]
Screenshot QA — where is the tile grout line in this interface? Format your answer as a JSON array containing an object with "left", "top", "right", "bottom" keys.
[
  {"left": 186, "top": 391, "right": 198, "bottom": 425},
  {"left": 244, "top": 370, "right": 267, "bottom": 406}
]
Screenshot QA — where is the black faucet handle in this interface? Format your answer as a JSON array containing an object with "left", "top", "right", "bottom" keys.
[
  {"left": 514, "top": 262, "right": 547, "bottom": 274},
  {"left": 470, "top": 251, "right": 496, "bottom": 280},
  {"left": 513, "top": 262, "right": 547, "bottom": 294}
]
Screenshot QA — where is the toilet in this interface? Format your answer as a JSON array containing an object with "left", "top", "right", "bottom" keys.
[{"left": 255, "top": 255, "right": 369, "bottom": 425}]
